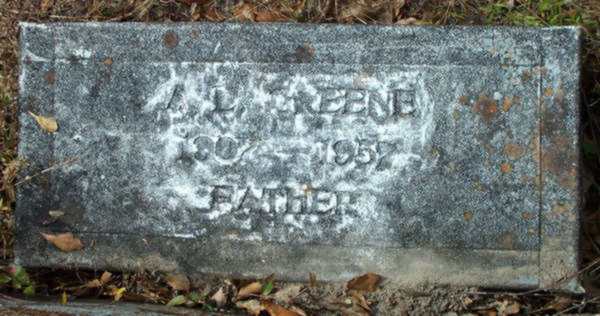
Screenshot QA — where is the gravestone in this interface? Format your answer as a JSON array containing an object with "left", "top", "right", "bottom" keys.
[{"left": 16, "top": 23, "right": 582, "bottom": 291}]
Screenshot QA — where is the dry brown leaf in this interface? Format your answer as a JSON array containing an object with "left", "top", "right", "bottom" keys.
[
  {"left": 497, "top": 300, "right": 520, "bottom": 315},
  {"left": 273, "top": 284, "right": 303, "bottom": 305},
  {"left": 211, "top": 287, "right": 227, "bottom": 307},
  {"left": 544, "top": 296, "right": 573, "bottom": 311},
  {"left": 349, "top": 290, "right": 371, "bottom": 311},
  {"left": 100, "top": 271, "right": 112, "bottom": 284},
  {"left": 255, "top": 10, "right": 290, "bottom": 22},
  {"left": 237, "top": 281, "right": 262, "bottom": 300},
  {"left": 261, "top": 300, "right": 302, "bottom": 316},
  {"left": 165, "top": 273, "right": 190, "bottom": 291},
  {"left": 40, "top": 0, "right": 54, "bottom": 11},
  {"left": 236, "top": 299, "right": 263, "bottom": 316},
  {"left": 288, "top": 306, "right": 307, "bottom": 316},
  {"left": 85, "top": 279, "right": 102, "bottom": 288},
  {"left": 29, "top": 111, "right": 58, "bottom": 133},
  {"left": 346, "top": 273, "right": 381, "bottom": 292},
  {"left": 204, "top": 6, "right": 226, "bottom": 21},
  {"left": 233, "top": 2, "right": 255, "bottom": 21},
  {"left": 41, "top": 232, "right": 83, "bottom": 252},
  {"left": 396, "top": 17, "right": 420, "bottom": 25}
]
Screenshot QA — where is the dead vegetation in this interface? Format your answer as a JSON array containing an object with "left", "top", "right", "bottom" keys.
[{"left": 1, "top": 0, "right": 600, "bottom": 314}]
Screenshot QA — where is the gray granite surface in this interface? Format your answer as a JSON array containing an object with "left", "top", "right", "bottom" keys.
[{"left": 16, "top": 22, "right": 582, "bottom": 291}]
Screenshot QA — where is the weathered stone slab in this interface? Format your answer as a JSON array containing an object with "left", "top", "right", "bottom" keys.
[{"left": 16, "top": 23, "right": 582, "bottom": 291}]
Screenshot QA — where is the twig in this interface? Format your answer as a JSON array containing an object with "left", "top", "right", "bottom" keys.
[{"left": 13, "top": 157, "right": 78, "bottom": 187}]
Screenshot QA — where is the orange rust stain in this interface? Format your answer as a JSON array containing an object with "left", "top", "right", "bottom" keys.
[
  {"left": 502, "top": 96, "right": 521, "bottom": 112},
  {"left": 458, "top": 95, "right": 469, "bottom": 105},
  {"left": 502, "top": 97, "right": 513, "bottom": 112},
  {"left": 472, "top": 94, "right": 498, "bottom": 123},
  {"left": 103, "top": 57, "right": 113, "bottom": 66},
  {"left": 500, "top": 163, "right": 512, "bottom": 174},
  {"left": 503, "top": 143, "right": 525, "bottom": 160},
  {"left": 498, "top": 232, "right": 515, "bottom": 250},
  {"left": 163, "top": 31, "right": 179, "bottom": 48},
  {"left": 44, "top": 70, "right": 56, "bottom": 85},
  {"left": 463, "top": 211, "right": 473, "bottom": 221},
  {"left": 544, "top": 87, "right": 554, "bottom": 97},
  {"left": 541, "top": 136, "right": 577, "bottom": 189}
]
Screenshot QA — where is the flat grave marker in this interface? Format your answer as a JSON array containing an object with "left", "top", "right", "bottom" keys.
[{"left": 16, "top": 23, "right": 582, "bottom": 291}]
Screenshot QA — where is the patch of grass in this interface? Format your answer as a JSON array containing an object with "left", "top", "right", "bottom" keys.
[{"left": 481, "top": 0, "right": 597, "bottom": 27}]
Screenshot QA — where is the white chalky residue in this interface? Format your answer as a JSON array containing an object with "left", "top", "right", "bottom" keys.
[
  {"left": 140, "top": 62, "right": 437, "bottom": 240},
  {"left": 172, "top": 233, "right": 195, "bottom": 239},
  {"left": 72, "top": 47, "right": 92, "bottom": 59}
]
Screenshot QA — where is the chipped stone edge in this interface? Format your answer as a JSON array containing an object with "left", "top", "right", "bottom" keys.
[{"left": 539, "top": 26, "right": 583, "bottom": 293}]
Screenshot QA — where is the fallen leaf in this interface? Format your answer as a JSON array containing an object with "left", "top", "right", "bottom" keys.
[
  {"left": 40, "top": 0, "right": 54, "bottom": 11},
  {"left": 262, "top": 300, "right": 302, "bottom": 316},
  {"left": 255, "top": 10, "right": 289, "bottom": 22},
  {"left": 497, "top": 300, "right": 520, "bottom": 315},
  {"left": 544, "top": 296, "right": 573, "bottom": 311},
  {"left": 211, "top": 287, "right": 227, "bottom": 307},
  {"left": 112, "top": 287, "right": 126, "bottom": 301},
  {"left": 505, "top": 302, "right": 520, "bottom": 315},
  {"left": 167, "top": 295, "right": 187, "bottom": 306},
  {"left": 29, "top": 111, "right": 58, "bottom": 133},
  {"left": 288, "top": 306, "right": 308, "bottom": 316},
  {"left": 236, "top": 299, "right": 263, "bottom": 315},
  {"left": 85, "top": 279, "right": 102, "bottom": 288},
  {"left": 273, "top": 284, "right": 303, "bottom": 305},
  {"left": 100, "top": 271, "right": 112, "bottom": 284},
  {"left": 237, "top": 281, "right": 262, "bottom": 300},
  {"left": 60, "top": 291, "right": 68, "bottom": 305},
  {"left": 165, "top": 273, "right": 190, "bottom": 291},
  {"left": 349, "top": 290, "right": 371, "bottom": 311},
  {"left": 396, "top": 17, "right": 420, "bottom": 25},
  {"left": 346, "top": 273, "right": 381, "bottom": 292},
  {"left": 233, "top": 2, "right": 255, "bottom": 21},
  {"left": 41, "top": 232, "right": 83, "bottom": 252}
]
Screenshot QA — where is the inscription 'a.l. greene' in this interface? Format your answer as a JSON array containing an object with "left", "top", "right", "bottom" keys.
[
  {"left": 163, "top": 79, "right": 418, "bottom": 123},
  {"left": 199, "top": 184, "right": 360, "bottom": 215}
]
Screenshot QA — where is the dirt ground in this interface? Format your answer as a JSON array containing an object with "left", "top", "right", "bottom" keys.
[{"left": 2, "top": 0, "right": 600, "bottom": 315}]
